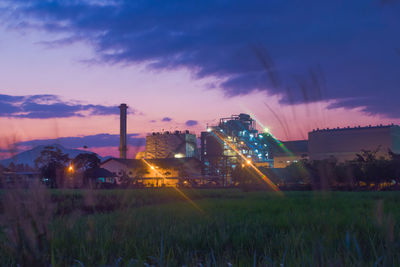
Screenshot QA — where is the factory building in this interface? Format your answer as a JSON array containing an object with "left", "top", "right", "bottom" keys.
[
  {"left": 200, "top": 113, "right": 274, "bottom": 184},
  {"left": 308, "top": 124, "right": 400, "bottom": 162},
  {"left": 145, "top": 130, "right": 198, "bottom": 159},
  {"left": 101, "top": 157, "right": 202, "bottom": 187}
]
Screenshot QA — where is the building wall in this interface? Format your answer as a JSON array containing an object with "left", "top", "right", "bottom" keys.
[
  {"left": 146, "top": 132, "right": 197, "bottom": 159},
  {"left": 200, "top": 131, "right": 236, "bottom": 179},
  {"left": 392, "top": 126, "right": 400, "bottom": 153},
  {"left": 308, "top": 125, "right": 400, "bottom": 162}
]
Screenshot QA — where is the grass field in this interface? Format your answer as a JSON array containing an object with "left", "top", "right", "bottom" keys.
[{"left": 1, "top": 189, "right": 400, "bottom": 266}]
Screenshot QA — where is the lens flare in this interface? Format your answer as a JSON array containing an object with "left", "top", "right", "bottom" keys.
[
  {"left": 210, "top": 129, "right": 282, "bottom": 194},
  {"left": 141, "top": 159, "right": 205, "bottom": 213},
  {"left": 248, "top": 113, "right": 294, "bottom": 156}
]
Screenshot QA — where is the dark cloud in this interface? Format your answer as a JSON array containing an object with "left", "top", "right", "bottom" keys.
[
  {"left": 161, "top": 117, "right": 172, "bottom": 122},
  {"left": 185, "top": 120, "right": 198, "bottom": 127},
  {"left": 16, "top": 133, "right": 144, "bottom": 148},
  {"left": 2, "top": 0, "right": 400, "bottom": 117},
  {"left": 0, "top": 94, "right": 125, "bottom": 118}
]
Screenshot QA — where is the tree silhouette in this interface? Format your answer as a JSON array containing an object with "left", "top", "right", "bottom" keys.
[
  {"left": 72, "top": 153, "right": 101, "bottom": 187},
  {"left": 72, "top": 153, "right": 100, "bottom": 171},
  {"left": 34, "top": 146, "right": 69, "bottom": 188}
]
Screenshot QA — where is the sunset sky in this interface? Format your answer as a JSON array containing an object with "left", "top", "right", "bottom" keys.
[{"left": 0, "top": 0, "right": 399, "bottom": 159}]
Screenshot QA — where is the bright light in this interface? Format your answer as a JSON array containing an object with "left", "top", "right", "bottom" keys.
[
  {"left": 247, "top": 160, "right": 251, "bottom": 164},
  {"left": 68, "top": 165, "right": 74, "bottom": 173},
  {"left": 264, "top": 128, "right": 270, "bottom": 133},
  {"left": 151, "top": 166, "right": 155, "bottom": 170},
  {"left": 174, "top": 153, "right": 185, "bottom": 158},
  {"left": 141, "top": 158, "right": 205, "bottom": 213},
  {"left": 207, "top": 128, "right": 212, "bottom": 132}
]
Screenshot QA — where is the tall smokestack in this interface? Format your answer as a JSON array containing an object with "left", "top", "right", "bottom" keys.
[{"left": 119, "top": 103, "right": 128, "bottom": 159}]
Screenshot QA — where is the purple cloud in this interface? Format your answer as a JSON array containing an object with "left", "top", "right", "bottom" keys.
[
  {"left": 2, "top": 0, "right": 400, "bottom": 117},
  {"left": 162, "top": 117, "right": 172, "bottom": 122},
  {"left": 185, "top": 120, "right": 198, "bottom": 127},
  {"left": 0, "top": 94, "right": 128, "bottom": 119},
  {"left": 16, "top": 133, "right": 144, "bottom": 148}
]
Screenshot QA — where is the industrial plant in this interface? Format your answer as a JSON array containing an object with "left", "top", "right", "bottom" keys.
[
  {"left": 200, "top": 113, "right": 274, "bottom": 185},
  {"left": 95, "top": 104, "right": 400, "bottom": 188}
]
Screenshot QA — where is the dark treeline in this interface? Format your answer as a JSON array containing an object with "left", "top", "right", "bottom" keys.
[
  {"left": 0, "top": 146, "right": 103, "bottom": 189},
  {"left": 233, "top": 149, "right": 400, "bottom": 191},
  {"left": 2, "top": 146, "right": 400, "bottom": 191}
]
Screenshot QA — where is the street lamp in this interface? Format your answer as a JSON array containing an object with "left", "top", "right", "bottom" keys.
[{"left": 68, "top": 164, "right": 74, "bottom": 173}]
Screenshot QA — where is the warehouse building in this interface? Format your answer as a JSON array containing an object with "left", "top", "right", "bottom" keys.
[{"left": 308, "top": 124, "right": 400, "bottom": 162}]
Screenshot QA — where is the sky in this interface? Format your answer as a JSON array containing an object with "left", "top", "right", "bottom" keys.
[{"left": 0, "top": 0, "right": 399, "bottom": 159}]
